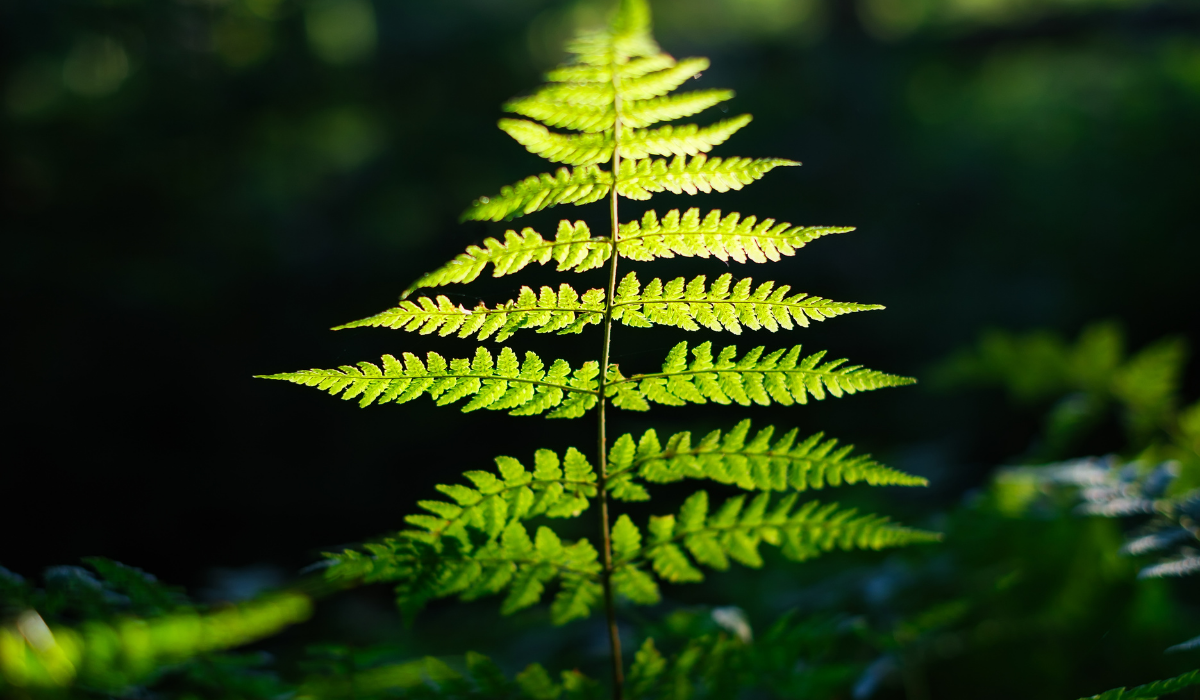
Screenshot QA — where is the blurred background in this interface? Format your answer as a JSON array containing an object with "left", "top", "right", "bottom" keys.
[{"left": 3, "top": 0, "right": 1199, "bottom": 697}]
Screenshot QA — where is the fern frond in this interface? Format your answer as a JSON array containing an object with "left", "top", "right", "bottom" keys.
[
  {"left": 606, "top": 419, "right": 926, "bottom": 493},
  {"left": 498, "top": 119, "right": 615, "bottom": 166},
  {"left": 257, "top": 346, "right": 599, "bottom": 418},
  {"left": 402, "top": 210, "right": 850, "bottom": 298},
  {"left": 622, "top": 57, "right": 711, "bottom": 101},
  {"left": 462, "top": 157, "right": 791, "bottom": 221},
  {"left": 1077, "top": 669, "right": 1200, "bottom": 700},
  {"left": 566, "top": 1, "right": 658, "bottom": 68},
  {"left": 620, "top": 115, "right": 752, "bottom": 160},
  {"left": 405, "top": 447, "right": 597, "bottom": 547},
  {"left": 544, "top": 54, "right": 676, "bottom": 85},
  {"left": 497, "top": 115, "right": 751, "bottom": 167},
  {"left": 328, "top": 524, "right": 602, "bottom": 624},
  {"left": 611, "top": 272, "right": 882, "bottom": 334},
  {"left": 618, "top": 491, "right": 938, "bottom": 586},
  {"left": 337, "top": 284, "right": 606, "bottom": 343},
  {"left": 616, "top": 155, "right": 796, "bottom": 200},
  {"left": 504, "top": 95, "right": 616, "bottom": 134},
  {"left": 622, "top": 89, "right": 735, "bottom": 129},
  {"left": 403, "top": 220, "right": 608, "bottom": 297},
  {"left": 324, "top": 449, "right": 604, "bottom": 625},
  {"left": 523, "top": 56, "right": 708, "bottom": 110},
  {"left": 463, "top": 166, "right": 613, "bottom": 221},
  {"left": 607, "top": 341, "right": 915, "bottom": 411},
  {"left": 347, "top": 273, "right": 875, "bottom": 343},
  {"left": 618, "top": 208, "right": 853, "bottom": 264}
]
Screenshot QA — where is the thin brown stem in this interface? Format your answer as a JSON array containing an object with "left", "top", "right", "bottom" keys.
[{"left": 596, "top": 58, "right": 626, "bottom": 700}]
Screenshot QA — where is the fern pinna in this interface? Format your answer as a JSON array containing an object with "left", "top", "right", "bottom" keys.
[{"left": 261, "top": 1, "right": 938, "bottom": 697}]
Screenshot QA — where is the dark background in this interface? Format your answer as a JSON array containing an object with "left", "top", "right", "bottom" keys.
[{"left": 3, "top": 0, "right": 1198, "bottom": 609}]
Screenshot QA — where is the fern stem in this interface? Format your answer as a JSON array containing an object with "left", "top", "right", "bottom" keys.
[{"left": 596, "top": 60, "right": 626, "bottom": 700}]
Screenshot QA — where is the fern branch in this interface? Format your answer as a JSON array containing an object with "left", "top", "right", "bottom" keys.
[
  {"left": 507, "top": 88, "right": 734, "bottom": 135},
  {"left": 621, "top": 57, "right": 710, "bottom": 101},
  {"left": 404, "top": 210, "right": 851, "bottom": 298},
  {"left": 606, "top": 340, "right": 915, "bottom": 411},
  {"left": 546, "top": 54, "right": 676, "bottom": 85},
  {"left": 463, "top": 166, "right": 613, "bottom": 221},
  {"left": 616, "top": 154, "right": 796, "bottom": 200},
  {"left": 519, "top": 56, "right": 707, "bottom": 110},
  {"left": 327, "top": 524, "right": 603, "bottom": 624},
  {"left": 622, "top": 89, "right": 735, "bottom": 128},
  {"left": 404, "top": 447, "right": 598, "bottom": 548},
  {"left": 496, "top": 118, "right": 619, "bottom": 166},
  {"left": 461, "top": 156, "right": 791, "bottom": 221},
  {"left": 504, "top": 95, "right": 616, "bottom": 134},
  {"left": 613, "top": 491, "right": 939, "bottom": 592},
  {"left": 498, "top": 119, "right": 615, "bottom": 166},
  {"left": 497, "top": 115, "right": 751, "bottom": 167},
  {"left": 620, "top": 115, "right": 752, "bottom": 160},
  {"left": 618, "top": 208, "right": 853, "bottom": 264},
  {"left": 400, "top": 208, "right": 849, "bottom": 297},
  {"left": 605, "top": 419, "right": 927, "bottom": 494},
  {"left": 257, "top": 346, "right": 599, "bottom": 418},
  {"left": 343, "top": 272, "right": 876, "bottom": 343},
  {"left": 403, "top": 220, "right": 608, "bottom": 297},
  {"left": 337, "top": 284, "right": 606, "bottom": 343},
  {"left": 611, "top": 271, "right": 882, "bottom": 334}
]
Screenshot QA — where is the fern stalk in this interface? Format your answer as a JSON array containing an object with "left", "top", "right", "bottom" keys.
[{"left": 596, "top": 49, "right": 626, "bottom": 700}]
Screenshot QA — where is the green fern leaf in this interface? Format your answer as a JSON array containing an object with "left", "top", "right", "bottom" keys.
[
  {"left": 463, "top": 166, "right": 613, "bottom": 221},
  {"left": 503, "top": 94, "right": 615, "bottom": 134},
  {"left": 611, "top": 419, "right": 925, "bottom": 493},
  {"left": 612, "top": 271, "right": 882, "bottom": 334},
  {"left": 1077, "top": 669, "right": 1200, "bottom": 700},
  {"left": 631, "top": 490, "right": 938, "bottom": 579},
  {"left": 257, "top": 346, "right": 599, "bottom": 418},
  {"left": 618, "top": 208, "right": 853, "bottom": 264},
  {"left": 551, "top": 575, "right": 604, "bottom": 626},
  {"left": 401, "top": 208, "right": 850, "bottom": 297},
  {"left": 622, "top": 89, "right": 735, "bottom": 129},
  {"left": 504, "top": 87, "right": 732, "bottom": 135},
  {"left": 622, "top": 57, "right": 710, "bottom": 100},
  {"left": 498, "top": 119, "right": 615, "bottom": 166},
  {"left": 497, "top": 114, "right": 750, "bottom": 167},
  {"left": 338, "top": 284, "right": 606, "bottom": 343},
  {"left": 360, "top": 272, "right": 874, "bottom": 344},
  {"left": 646, "top": 515, "right": 704, "bottom": 583},
  {"left": 616, "top": 154, "right": 796, "bottom": 200},
  {"left": 518, "top": 57, "right": 708, "bottom": 112},
  {"left": 620, "top": 115, "right": 752, "bottom": 160},
  {"left": 327, "top": 524, "right": 603, "bottom": 624},
  {"left": 608, "top": 340, "right": 914, "bottom": 409},
  {"left": 611, "top": 514, "right": 643, "bottom": 561},
  {"left": 403, "top": 220, "right": 608, "bottom": 297},
  {"left": 544, "top": 54, "right": 671, "bottom": 84},
  {"left": 461, "top": 156, "right": 791, "bottom": 221},
  {"left": 611, "top": 565, "right": 661, "bottom": 605},
  {"left": 403, "top": 447, "right": 597, "bottom": 549}
]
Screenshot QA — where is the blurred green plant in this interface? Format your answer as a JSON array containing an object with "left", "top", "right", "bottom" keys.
[
  {"left": 0, "top": 559, "right": 307, "bottom": 695},
  {"left": 935, "top": 323, "right": 1200, "bottom": 699},
  {"left": 935, "top": 321, "right": 1192, "bottom": 461}
]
